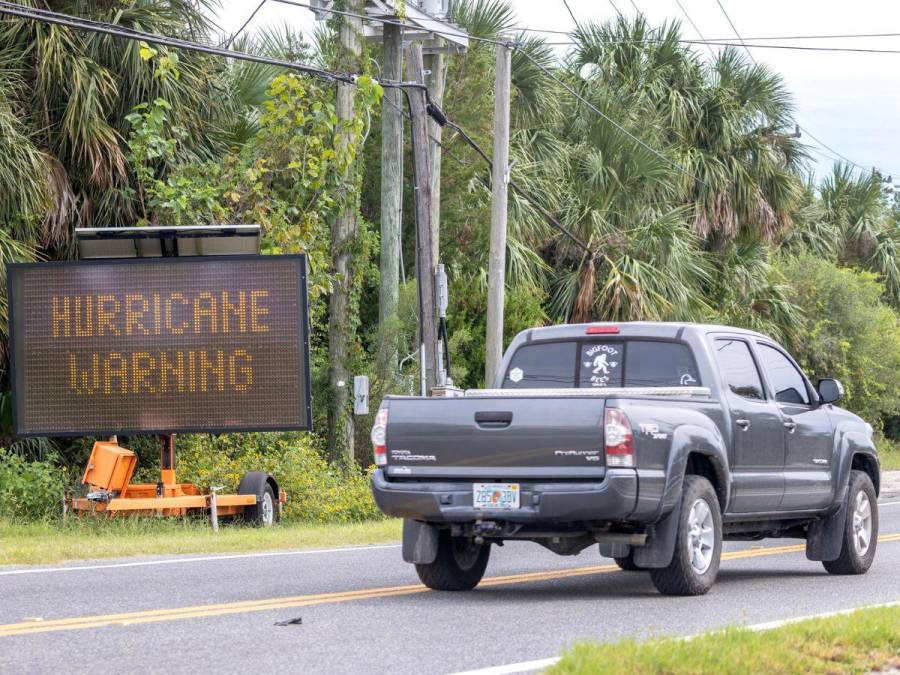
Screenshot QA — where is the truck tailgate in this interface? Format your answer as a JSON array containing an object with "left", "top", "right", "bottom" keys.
[{"left": 383, "top": 396, "right": 606, "bottom": 479}]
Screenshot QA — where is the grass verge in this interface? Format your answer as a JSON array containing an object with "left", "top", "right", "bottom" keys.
[
  {"left": 550, "top": 604, "right": 900, "bottom": 675},
  {"left": 879, "top": 438, "right": 900, "bottom": 471},
  {"left": 0, "top": 517, "right": 401, "bottom": 566}
]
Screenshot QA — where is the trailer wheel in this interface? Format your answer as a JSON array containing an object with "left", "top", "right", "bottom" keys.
[{"left": 238, "top": 473, "right": 278, "bottom": 527}]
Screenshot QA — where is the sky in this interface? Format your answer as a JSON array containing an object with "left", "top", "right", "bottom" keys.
[{"left": 214, "top": 0, "right": 900, "bottom": 182}]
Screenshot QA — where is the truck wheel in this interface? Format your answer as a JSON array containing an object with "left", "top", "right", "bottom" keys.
[
  {"left": 823, "top": 470, "right": 878, "bottom": 575},
  {"left": 241, "top": 483, "right": 277, "bottom": 527},
  {"left": 613, "top": 552, "right": 644, "bottom": 571},
  {"left": 415, "top": 531, "right": 490, "bottom": 591},
  {"left": 649, "top": 475, "right": 722, "bottom": 596}
]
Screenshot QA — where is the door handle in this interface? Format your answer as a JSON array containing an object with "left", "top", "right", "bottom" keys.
[
  {"left": 736, "top": 419, "right": 750, "bottom": 430},
  {"left": 783, "top": 420, "right": 797, "bottom": 433}
]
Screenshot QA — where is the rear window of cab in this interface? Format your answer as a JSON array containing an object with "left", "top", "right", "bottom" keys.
[{"left": 503, "top": 340, "right": 700, "bottom": 389}]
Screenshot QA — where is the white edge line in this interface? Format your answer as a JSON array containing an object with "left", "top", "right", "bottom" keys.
[
  {"left": 449, "top": 601, "right": 900, "bottom": 675},
  {"left": 0, "top": 543, "right": 401, "bottom": 577},
  {"left": 448, "top": 657, "right": 561, "bottom": 675}
]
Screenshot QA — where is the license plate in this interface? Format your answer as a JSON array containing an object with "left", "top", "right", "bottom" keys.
[{"left": 473, "top": 483, "right": 520, "bottom": 510}]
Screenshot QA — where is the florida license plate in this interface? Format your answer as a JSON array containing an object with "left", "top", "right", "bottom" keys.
[{"left": 473, "top": 483, "right": 520, "bottom": 510}]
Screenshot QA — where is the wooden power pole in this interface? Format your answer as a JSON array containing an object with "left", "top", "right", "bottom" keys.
[
  {"left": 379, "top": 22, "right": 403, "bottom": 377},
  {"left": 327, "top": 0, "right": 363, "bottom": 463},
  {"left": 406, "top": 42, "right": 439, "bottom": 394},
  {"left": 485, "top": 43, "right": 512, "bottom": 385},
  {"left": 425, "top": 45, "right": 446, "bottom": 265}
]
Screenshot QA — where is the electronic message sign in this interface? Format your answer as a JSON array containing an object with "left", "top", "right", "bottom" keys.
[{"left": 8, "top": 255, "right": 311, "bottom": 436}]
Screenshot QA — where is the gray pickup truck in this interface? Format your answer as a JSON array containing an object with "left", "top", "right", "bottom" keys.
[{"left": 370, "top": 323, "right": 880, "bottom": 596}]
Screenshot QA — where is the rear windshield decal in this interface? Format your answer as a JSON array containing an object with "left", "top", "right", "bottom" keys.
[{"left": 581, "top": 344, "right": 622, "bottom": 387}]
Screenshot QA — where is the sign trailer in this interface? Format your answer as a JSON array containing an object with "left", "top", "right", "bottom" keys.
[{"left": 8, "top": 226, "right": 311, "bottom": 525}]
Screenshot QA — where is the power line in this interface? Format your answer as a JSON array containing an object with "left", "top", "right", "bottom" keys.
[
  {"left": 0, "top": 1, "right": 353, "bottom": 83},
  {"left": 516, "top": 47, "right": 705, "bottom": 186},
  {"left": 543, "top": 38, "right": 900, "bottom": 55},
  {"left": 707, "top": 0, "right": 899, "bottom": 177},
  {"left": 0, "top": 0, "right": 592, "bottom": 255},
  {"left": 222, "top": 0, "right": 267, "bottom": 48},
  {"left": 674, "top": 0, "right": 715, "bottom": 58},
  {"left": 714, "top": 0, "right": 756, "bottom": 65},
  {"left": 562, "top": 0, "right": 580, "bottom": 26},
  {"left": 556, "top": 0, "right": 703, "bottom": 186},
  {"left": 382, "top": 94, "right": 592, "bottom": 254},
  {"left": 515, "top": 26, "right": 900, "bottom": 41},
  {"left": 801, "top": 126, "right": 900, "bottom": 177}
]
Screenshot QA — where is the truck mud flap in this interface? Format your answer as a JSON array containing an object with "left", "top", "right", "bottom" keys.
[
  {"left": 402, "top": 519, "right": 439, "bottom": 564},
  {"left": 805, "top": 491, "right": 849, "bottom": 562},
  {"left": 633, "top": 495, "right": 682, "bottom": 569}
]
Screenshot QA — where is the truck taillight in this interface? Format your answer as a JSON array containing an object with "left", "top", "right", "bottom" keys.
[
  {"left": 371, "top": 408, "right": 389, "bottom": 466},
  {"left": 605, "top": 407, "right": 634, "bottom": 467}
]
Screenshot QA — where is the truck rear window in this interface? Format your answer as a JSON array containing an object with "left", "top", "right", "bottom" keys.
[{"left": 504, "top": 340, "right": 699, "bottom": 389}]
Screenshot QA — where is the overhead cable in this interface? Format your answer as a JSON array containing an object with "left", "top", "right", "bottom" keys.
[
  {"left": 516, "top": 47, "right": 706, "bottom": 186},
  {"left": 674, "top": 0, "right": 715, "bottom": 58},
  {"left": 222, "top": 0, "right": 267, "bottom": 48}
]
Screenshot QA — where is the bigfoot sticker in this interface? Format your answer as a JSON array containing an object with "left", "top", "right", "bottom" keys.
[{"left": 580, "top": 343, "right": 622, "bottom": 388}]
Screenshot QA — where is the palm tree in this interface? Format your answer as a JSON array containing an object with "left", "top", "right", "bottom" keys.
[
  {"left": 0, "top": 0, "right": 224, "bottom": 245},
  {"left": 815, "top": 163, "right": 900, "bottom": 305}
]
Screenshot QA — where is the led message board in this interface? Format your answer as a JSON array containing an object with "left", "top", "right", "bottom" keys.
[{"left": 8, "top": 255, "right": 311, "bottom": 436}]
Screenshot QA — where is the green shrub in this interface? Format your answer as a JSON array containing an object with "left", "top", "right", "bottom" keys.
[
  {"left": 0, "top": 449, "right": 66, "bottom": 519},
  {"left": 779, "top": 254, "right": 900, "bottom": 429},
  {"left": 173, "top": 432, "right": 383, "bottom": 523}
]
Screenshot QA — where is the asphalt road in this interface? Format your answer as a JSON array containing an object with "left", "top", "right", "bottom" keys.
[{"left": 2, "top": 500, "right": 899, "bottom": 675}]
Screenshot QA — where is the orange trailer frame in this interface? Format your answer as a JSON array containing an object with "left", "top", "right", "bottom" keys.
[{"left": 68, "top": 435, "right": 282, "bottom": 521}]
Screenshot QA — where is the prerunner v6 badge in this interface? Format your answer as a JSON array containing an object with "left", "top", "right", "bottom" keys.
[{"left": 8, "top": 255, "right": 311, "bottom": 436}]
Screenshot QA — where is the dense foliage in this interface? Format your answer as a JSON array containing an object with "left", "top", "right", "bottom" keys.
[{"left": 1, "top": 1, "right": 898, "bottom": 522}]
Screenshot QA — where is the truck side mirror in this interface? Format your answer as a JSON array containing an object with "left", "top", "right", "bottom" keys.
[{"left": 817, "top": 378, "right": 844, "bottom": 404}]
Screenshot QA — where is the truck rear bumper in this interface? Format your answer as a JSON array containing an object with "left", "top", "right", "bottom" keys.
[{"left": 370, "top": 469, "right": 638, "bottom": 523}]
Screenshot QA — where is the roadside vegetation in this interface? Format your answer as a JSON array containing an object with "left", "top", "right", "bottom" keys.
[
  {"left": 0, "top": 517, "right": 400, "bottom": 566},
  {"left": 0, "top": 1, "right": 898, "bottom": 536},
  {"left": 551, "top": 605, "right": 900, "bottom": 675},
  {"left": 880, "top": 439, "right": 900, "bottom": 472}
]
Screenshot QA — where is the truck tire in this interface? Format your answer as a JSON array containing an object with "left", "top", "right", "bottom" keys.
[
  {"left": 613, "top": 552, "right": 644, "bottom": 571},
  {"left": 649, "top": 475, "right": 722, "bottom": 596},
  {"left": 415, "top": 531, "right": 490, "bottom": 591},
  {"left": 823, "top": 470, "right": 878, "bottom": 575}
]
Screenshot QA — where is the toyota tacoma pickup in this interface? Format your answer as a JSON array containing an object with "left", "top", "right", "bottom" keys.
[{"left": 370, "top": 323, "right": 881, "bottom": 596}]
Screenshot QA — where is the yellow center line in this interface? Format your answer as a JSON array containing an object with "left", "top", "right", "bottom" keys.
[{"left": 2, "top": 533, "right": 898, "bottom": 638}]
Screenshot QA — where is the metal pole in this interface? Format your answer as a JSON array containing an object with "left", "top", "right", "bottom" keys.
[
  {"left": 485, "top": 42, "right": 512, "bottom": 385},
  {"left": 209, "top": 487, "right": 221, "bottom": 532}
]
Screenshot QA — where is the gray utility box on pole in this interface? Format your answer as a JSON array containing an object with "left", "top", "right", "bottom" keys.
[{"left": 354, "top": 376, "right": 370, "bottom": 416}]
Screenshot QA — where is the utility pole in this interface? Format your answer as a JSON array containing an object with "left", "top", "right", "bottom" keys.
[
  {"left": 425, "top": 44, "right": 446, "bottom": 265},
  {"left": 327, "top": 0, "right": 363, "bottom": 463},
  {"left": 406, "top": 42, "right": 439, "bottom": 394},
  {"left": 379, "top": 22, "right": 403, "bottom": 379},
  {"left": 485, "top": 42, "right": 512, "bottom": 385}
]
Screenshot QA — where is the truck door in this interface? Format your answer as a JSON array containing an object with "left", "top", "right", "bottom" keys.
[
  {"left": 755, "top": 342, "right": 834, "bottom": 511},
  {"left": 712, "top": 337, "right": 785, "bottom": 513}
]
